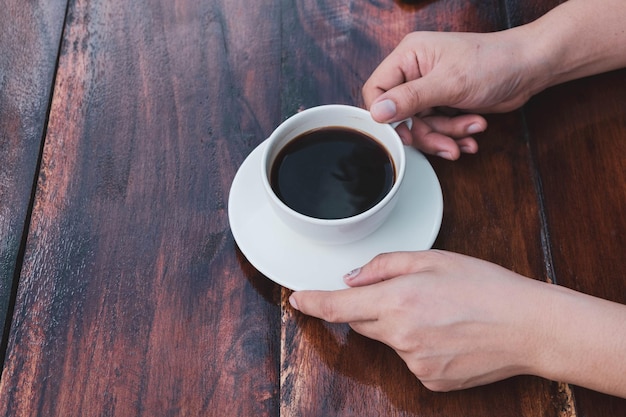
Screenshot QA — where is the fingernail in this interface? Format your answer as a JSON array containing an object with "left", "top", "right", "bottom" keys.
[
  {"left": 436, "top": 151, "right": 453, "bottom": 160},
  {"left": 460, "top": 145, "right": 475, "bottom": 153},
  {"left": 467, "top": 123, "right": 484, "bottom": 134},
  {"left": 288, "top": 294, "right": 299, "bottom": 310},
  {"left": 371, "top": 99, "right": 396, "bottom": 122},
  {"left": 343, "top": 267, "right": 362, "bottom": 281}
]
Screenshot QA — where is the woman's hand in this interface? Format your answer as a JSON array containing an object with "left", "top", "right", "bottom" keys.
[
  {"left": 362, "top": 0, "right": 626, "bottom": 160},
  {"left": 363, "top": 29, "right": 543, "bottom": 159},
  {"left": 289, "top": 250, "right": 626, "bottom": 397},
  {"left": 289, "top": 250, "right": 551, "bottom": 391}
]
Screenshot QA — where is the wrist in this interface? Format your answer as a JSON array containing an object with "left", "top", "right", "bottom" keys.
[
  {"left": 529, "top": 284, "right": 626, "bottom": 397},
  {"left": 517, "top": 0, "right": 626, "bottom": 90},
  {"left": 509, "top": 24, "right": 555, "bottom": 97}
]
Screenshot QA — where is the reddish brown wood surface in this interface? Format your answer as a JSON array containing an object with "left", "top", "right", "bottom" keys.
[
  {"left": 1, "top": 0, "right": 625, "bottom": 416},
  {"left": 278, "top": 1, "right": 561, "bottom": 416},
  {"left": 526, "top": 71, "right": 626, "bottom": 416},
  {"left": 0, "top": 0, "right": 68, "bottom": 347},
  {"left": 507, "top": 0, "right": 626, "bottom": 414},
  {"left": 1, "top": 0, "right": 282, "bottom": 415}
]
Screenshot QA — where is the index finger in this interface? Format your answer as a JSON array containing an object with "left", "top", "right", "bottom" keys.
[
  {"left": 362, "top": 48, "right": 422, "bottom": 109},
  {"left": 289, "top": 286, "right": 380, "bottom": 323}
]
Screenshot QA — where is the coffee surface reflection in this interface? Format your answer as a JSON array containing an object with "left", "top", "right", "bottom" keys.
[{"left": 270, "top": 127, "right": 395, "bottom": 219}]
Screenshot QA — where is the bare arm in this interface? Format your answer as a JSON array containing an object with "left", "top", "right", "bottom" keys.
[
  {"left": 534, "top": 283, "right": 626, "bottom": 397},
  {"left": 362, "top": 0, "right": 626, "bottom": 159},
  {"left": 289, "top": 251, "right": 626, "bottom": 397},
  {"left": 530, "top": 0, "right": 626, "bottom": 89}
]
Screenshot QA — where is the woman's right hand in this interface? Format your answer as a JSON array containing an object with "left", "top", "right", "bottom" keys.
[
  {"left": 362, "top": 29, "right": 547, "bottom": 159},
  {"left": 363, "top": 0, "right": 626, "bottom": 160}
]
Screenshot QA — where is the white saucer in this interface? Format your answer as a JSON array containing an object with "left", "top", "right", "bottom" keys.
[{"left": 228, "top": 139, "right": 443, "bottom": 291}]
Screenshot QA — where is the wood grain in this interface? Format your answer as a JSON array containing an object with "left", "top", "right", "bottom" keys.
[
  {"left": 507, "top": 0, "right": 626, "bottom": 413},
  {"left": 1, "top": 0, "right": 625, "bottom": 415},
  {"left": 278, "top": 0, "right": 561, "bottom": 415},
  {"left": 525, "top": 70, "right": 626, "bottom": 416},
  {"left": 0, "top": 0, "right": 281, "bottom": 415},
  {"left": 0, "top": 0, "right": 67, "bottom": 351}
]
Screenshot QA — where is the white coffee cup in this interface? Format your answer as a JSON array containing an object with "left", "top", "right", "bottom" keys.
[{"left": 261, "top": 104, "right": 406, "bottom": 245}]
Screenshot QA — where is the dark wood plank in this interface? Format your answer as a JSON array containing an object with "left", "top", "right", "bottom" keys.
[
  {"left": 0, "top": 0, "right": 67, "bottom": 351},
  {"left": 279, "top": 1, "right": 563, "bottom": 415},
  {"left": 504, "top": 0, "right": 565, "bottom": 25},
  {"left": 507, "top": 0, "right": 626, "bottom": 412},
  {"left": 525, "top": 70, "right": 626, "bottom": 414},
  {"left": 0, "top": 0, "right": 282, "bottom": 415},
  {"left": 3, "top": 0, "right": 621, "bottom": 415}
]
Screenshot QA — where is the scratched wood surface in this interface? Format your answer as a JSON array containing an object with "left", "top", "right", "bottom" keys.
[
  {"left": 278, "top": 0, "right": 562, "bottom": 416},
  {"left": 1, "top": 0, "right": 625, "bottom": 416},
  {"left": 0, "top": 0, "right": 282, "bottom": 415},
  {"left": 0, "top": 0, "right": 68, "bottom": 355},
  {"left": 525, "top": 67, "right": 626, "bottom": 417},
  {"left": 506, "top": 0, "right": 626, "bottom": 414}
]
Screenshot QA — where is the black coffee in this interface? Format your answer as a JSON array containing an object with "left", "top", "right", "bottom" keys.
[{"left": 270, "top": 127, "right": 395, "bottom": 219}]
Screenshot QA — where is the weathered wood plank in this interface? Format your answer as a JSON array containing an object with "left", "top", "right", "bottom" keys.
[
  {"left": 526, "top": 70, "right": 626, "bottom": 415},
  {"left": 0, "top": 0, "right": 67, "bottom": 351},
  {"left": 0, "top": 0, "right": 282, "bottom": 415},
  {"left": 506, "top": 0, "right": 626, "bottom": 411},
  {"left": 3, "top": 0, "right": 623, "bottom": 415},
  {"left": 279, "top": 1, "right": 561, "bottom": 415}
]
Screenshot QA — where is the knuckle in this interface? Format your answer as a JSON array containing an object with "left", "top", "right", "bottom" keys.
[
  {"left": 406, "top": 361, "right": 452, "bottom": 392},
  {"left": 405, "top": 357, "right": 464, "bottom": 393},
  {"left": 401, "top": 31, "right": 424, "bottom": 46},
  {"left": 317, "top": 299, "right": 342, "bottom": 323},
  {"left": 389, "top": 337, "right": 413, "bottom": 354},
  {"left": 406, "top": 359, "right": 435, "bottom": 380},
  {"left": 386, "top": 326, "right": 418, "bottom": 353},
  {"left": 420, "top": 249, "right": 450, "bottom": 266},
  {"left": 367, "top": 252, "right": 394, "bottom": 277},
  {"left": 421, "top": 379, "right": 452, "bottom": 392},
  {"left": 401, "top": 83, "right": 423, "bottom": 110}
]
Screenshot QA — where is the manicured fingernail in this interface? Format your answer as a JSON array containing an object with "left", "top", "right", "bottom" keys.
[
  {"left": 344, "top": 267, "right": 362, "bottom": 281},
  {"left": 467, "top": 123, "right": 484, "bottom": 134},
  {"left": 371, "top": 99, "right": 396, "bottom": 121},
  {"left": 436, "top": 151, "right": 453, "bottom": 160},
  {"left": 289, "top": 294, "right": 299, "bottom": 310}
]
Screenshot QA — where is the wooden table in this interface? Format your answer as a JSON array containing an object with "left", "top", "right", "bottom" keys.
[{"left": 1, "top": 0, "right": 625, "bottom": 415}]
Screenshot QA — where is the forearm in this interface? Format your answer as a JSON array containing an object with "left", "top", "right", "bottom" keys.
[
  {"left": 533, "top": 284, "right": 626, "bottom": 398},
  {"left": 517, "top": 0, "right": 626, "bottom": 91}
]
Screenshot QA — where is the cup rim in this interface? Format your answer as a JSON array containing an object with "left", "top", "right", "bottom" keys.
[{"left": 260, "top": 104, "right": 406, "bottom": 226}]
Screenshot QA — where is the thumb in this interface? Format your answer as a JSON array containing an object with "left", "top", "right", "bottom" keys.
[
  {"left": 370, "top": 75, "right": 448, "bottom": 123},
  {"left": 288, "top": 287, "right": 379, "bottom": 323}
]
